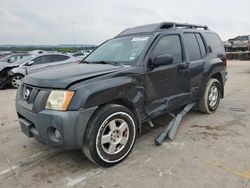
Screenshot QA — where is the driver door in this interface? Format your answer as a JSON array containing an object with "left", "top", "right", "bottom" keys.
[{"left": 145, "top": 34, "right": 191, "bottom": 116}]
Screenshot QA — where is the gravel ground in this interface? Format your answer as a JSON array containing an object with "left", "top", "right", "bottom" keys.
[{"left": 0, "top": 60, "right": 250, "bottom": 188}]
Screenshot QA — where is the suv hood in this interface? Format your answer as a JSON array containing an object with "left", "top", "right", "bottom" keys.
[
  {"left": 0, "top": 62, "right": 19, "bottom": 72},
  {"left": 23, "top": 63, "right": 127, "bottom": 88}
]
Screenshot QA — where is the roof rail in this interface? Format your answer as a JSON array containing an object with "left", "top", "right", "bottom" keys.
[
  {"left": 116, "top": 22, "right": 209, "bottom": 37},
  {"left": 159, "top": 22, "right": 209, "bottom": 30}
]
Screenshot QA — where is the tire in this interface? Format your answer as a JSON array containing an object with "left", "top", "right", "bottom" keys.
[
  {"left": 197, "top": 78, "right": 221, "bottom": 114},
  {"left": 10, "top": 74, "right": 24, "bottom": 89},
  {"left": 82, "top": 104, "right": 137, "bottom": 167}
]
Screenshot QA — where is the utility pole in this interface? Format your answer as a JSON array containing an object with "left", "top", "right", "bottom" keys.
[{"left": 72, "top": 21, "right": 76, "bottom": 47}]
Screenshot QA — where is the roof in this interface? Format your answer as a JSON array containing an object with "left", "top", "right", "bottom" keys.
[{"left": 117, "top": 22, "right": 209, "bottom": 37}]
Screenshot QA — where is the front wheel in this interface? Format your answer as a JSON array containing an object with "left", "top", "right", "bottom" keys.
[
  {"left": 197, "top": 78, "right": 222, "bottom": 114},
  {"left": 83, "top": 104, "right": 137, "bottom": 167},
  {"left": 10, "top": 74, "right": 24, "bottom": 89}
]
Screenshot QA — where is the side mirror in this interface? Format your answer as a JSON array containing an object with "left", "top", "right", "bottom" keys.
[
  {"left": 27, "top": 61, "right": 34, "bottom": 66},
  {"left": 153, "top": 54, "right": 173, "bottom": 68}
]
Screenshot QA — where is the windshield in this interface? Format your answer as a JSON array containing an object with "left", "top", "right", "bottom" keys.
[
  {"left": 14, "top": 55, "right": 33, "bottom": 65},
  {"left": 85, "top": 35, "right": 150, "bottom": 65},
  {"left": 0, "top": 55, "right": 12, "bottom": 62}
]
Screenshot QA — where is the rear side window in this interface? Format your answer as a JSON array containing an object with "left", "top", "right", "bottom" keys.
[
  {"left": 184, "top": 33, "right": 201, "bottom": 61},
  {"left": 152, "top": 35, "right": 182, "bottom": 64},
  {"left": 33, "top": 56, "right": 51, "bottom": 65},
  {"left": 73, "top": 53, "right": 84, "bottom": 57},
  {"left": 205, "top": 33, "right": 224, "bottom": 55},
  {"left": 195, "top": 34, "right": 206, "bottom": 57},
  {"left": 50, "top": 55, "right": 70, "bottom": 62}
]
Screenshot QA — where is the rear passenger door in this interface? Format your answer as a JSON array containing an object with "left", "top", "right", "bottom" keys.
[
  {"left": 47, "top": 55, "right": 71, "bottom": 67},
  {"left": 183, "top": 33, "right": 206, "bottom": 98}
]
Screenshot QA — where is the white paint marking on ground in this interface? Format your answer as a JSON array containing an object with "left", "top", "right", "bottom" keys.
[
  {"left": 28, "top": 151, "right": 44, "bottom": 159},
  {"left": 162, "top": 141, "right": 185, "bottom": 149},
  {"left": 0, "top": 166, "right": 18, "bottom": 176},
  {"left": 66, "top": 168, "right": 104, "bottom": 187},
  {"left": 144, "top": 158, "right": 152, "bottom": 163}
]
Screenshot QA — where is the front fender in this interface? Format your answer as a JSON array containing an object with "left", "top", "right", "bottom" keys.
[
  {"left": 9, "top": 67, "right": 26, "bottom": 76},
  {"left": 68, "top": 76, "right": 145, "bottom": 111}
]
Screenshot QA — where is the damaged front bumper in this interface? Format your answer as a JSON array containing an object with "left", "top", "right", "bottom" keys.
[
  {"left": 15, "top": 84, "right": 97, "bottom": 150},
  {"left": 16, "top": 103, "right": 97, "bottom": 149}
]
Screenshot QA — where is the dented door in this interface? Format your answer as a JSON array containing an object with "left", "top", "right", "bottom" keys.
[{"left": 144, "top": 34, "right": 191, "bottom": 116}]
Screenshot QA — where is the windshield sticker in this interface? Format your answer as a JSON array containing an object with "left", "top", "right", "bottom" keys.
[
  {"left": 129, "top": 56, "right": 136, "bottom": 60},
  {"left": 131, "top": 37, "right": 149, "bottom": 42}
]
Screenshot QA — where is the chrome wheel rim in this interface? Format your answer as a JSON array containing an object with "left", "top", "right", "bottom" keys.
[
  {"left": 208, "top": 85, "right": 219, "bottom": 108},
  {"left": 100, "top": 118, "right": 129, "bottom": 155},
  {"left": 12, "top": 75, "right": 23, "bottom": 88},
  {"left": 96, "top": 112, "right": 136, "bottom": 163}
]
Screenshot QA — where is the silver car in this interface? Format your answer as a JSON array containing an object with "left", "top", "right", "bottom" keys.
[{"left": 7, "top": 54, "right": 77, "bottom": 88}]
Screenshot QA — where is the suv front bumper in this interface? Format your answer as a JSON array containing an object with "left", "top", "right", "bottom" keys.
[{"left": 16, "top": 103, "right": 97, "bottom": 150}]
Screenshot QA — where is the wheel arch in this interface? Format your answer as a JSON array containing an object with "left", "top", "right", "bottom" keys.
[{"left": 100, "top": 98, "right": 142, "bottom": 135}]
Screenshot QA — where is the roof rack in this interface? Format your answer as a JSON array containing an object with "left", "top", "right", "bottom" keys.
[
  {"left": 116, "top": 22, "right": 209, "bottom": 37},
  {"left": 159, "top": 22, "right": 209, "bottom": 30}
]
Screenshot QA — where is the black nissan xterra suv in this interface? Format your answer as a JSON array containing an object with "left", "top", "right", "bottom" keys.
[{"left": 16, "top": 22, "right": 228, "bottom": 167}]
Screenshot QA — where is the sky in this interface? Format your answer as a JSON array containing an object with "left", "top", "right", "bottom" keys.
[{"left": 0, "top": 0, "right": 249, "bottom": 45}]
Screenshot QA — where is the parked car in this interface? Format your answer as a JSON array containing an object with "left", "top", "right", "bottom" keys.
[
  {"left": 0, "top": 51, "right": 13, "bottom": 60},
  {"left": 0, "top": 53, "right": 30, "bottom": 63},
  {"left": 72, "top": 52, "right": 87, "bottom": 62},
  {"left": 81, "top": 49, "right": 92, "bottom": 56},
  {"left": 16, "top": 22, "right": 228, "bottom": 167},
  {"left": 0, "top": 53, "right": 77, "bottom": 88}
]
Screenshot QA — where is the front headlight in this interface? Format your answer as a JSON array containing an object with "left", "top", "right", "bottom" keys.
[{"left": 45, "top": 90, "right": 75, "bottom": 111}]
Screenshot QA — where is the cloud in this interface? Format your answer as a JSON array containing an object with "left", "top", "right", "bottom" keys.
[{"left": 0, "top": 0, "right": 249, "bottom": 44}]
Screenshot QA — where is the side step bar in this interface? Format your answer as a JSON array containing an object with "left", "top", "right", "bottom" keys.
[{"left": 155, "top": 103, "right": 196, "bottom": 146}]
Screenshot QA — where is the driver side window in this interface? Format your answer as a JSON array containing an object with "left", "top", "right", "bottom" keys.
[{"left": 151, "top": 35, "right": 183, "bottom": 64}]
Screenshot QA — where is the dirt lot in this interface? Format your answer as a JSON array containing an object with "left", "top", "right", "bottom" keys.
[{"left": 0, "top": 60, "right": 250, "bottom": 188}]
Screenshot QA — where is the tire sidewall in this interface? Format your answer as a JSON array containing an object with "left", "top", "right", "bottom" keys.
[
  {"left": 204, "top": 79, "right": 221, "bottom": 113},
  {"left": 207, "top": 81, "right": 221, "bottom": 112},
  {"left": 84, "top": 105, "right": 137, "bottom": 167},
  {"left": 10, "top": 74, "right": 24, "bottom": 88}
]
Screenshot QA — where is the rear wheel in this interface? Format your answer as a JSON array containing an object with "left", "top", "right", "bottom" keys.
[
  {"left": 10, "top": 74, "right": 24, "bottom": 88},
  {"left": 83, "top": 104, "right": 137, "bottom": 167},
  {"left": 198, "top": 78, "right": 221, "bottom": 113}
]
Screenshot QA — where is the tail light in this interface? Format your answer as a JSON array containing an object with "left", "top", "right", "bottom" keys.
[
  {"left": 223, "top": 54, "right": 227, "bottom": 68},
  {"left": 218, "top": 54, "right": 227, "bottom": 68}
]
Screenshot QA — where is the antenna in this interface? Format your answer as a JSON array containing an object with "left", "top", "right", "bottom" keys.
[{"left": 71, "top": 21, "right": 76, "bottom": 47}]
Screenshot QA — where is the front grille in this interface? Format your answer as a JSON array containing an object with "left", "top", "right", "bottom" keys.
[
  {"left": 22, "top": 85, "right": 39, "bottom": 104},
  {"left": 18, "top": 84, "right": 51, "bottom": 113}
]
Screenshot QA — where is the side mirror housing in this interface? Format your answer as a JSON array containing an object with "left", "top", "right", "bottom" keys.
[
  {"left": 152, "top": 54, "right": 174, "bottom": 68},
  {"left": 27, "top": 61, "right": 34, "bottom": 66}
]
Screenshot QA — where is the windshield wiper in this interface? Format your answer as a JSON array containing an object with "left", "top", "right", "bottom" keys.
[
  {"left": 80, "top": 60, "right": 90, "bottom": 64},
  {"left": 89, "top": 61, "right": 119, "bottom": 66}
]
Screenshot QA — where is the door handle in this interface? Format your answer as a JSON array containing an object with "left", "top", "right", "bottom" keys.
[
  {"left": 177, "top": 63, "right": 189, "bottom": 73},
  {"left": 178, "top": 63, "right": 188, "bottom": 69}
]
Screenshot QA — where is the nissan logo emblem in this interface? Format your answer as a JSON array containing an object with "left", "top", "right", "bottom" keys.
[{"left": 23, "top": 89, "right": 31, "bottom": 100}]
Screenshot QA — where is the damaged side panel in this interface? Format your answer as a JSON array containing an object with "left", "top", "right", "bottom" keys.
[
  {"left": 144, "top": 64, "right": 192, "bottom": 119},
  {"left": 68, "top": 73, "right": 148, "bottom": 121}
]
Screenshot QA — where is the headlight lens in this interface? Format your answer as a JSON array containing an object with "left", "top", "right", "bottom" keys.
[{"left": 45, "top": 90, "right": 74, "bottom": 111}]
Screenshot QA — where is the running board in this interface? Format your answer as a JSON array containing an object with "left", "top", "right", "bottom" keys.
[{"left": 155, "top": 103, "right": 196, "bottom": 145}]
